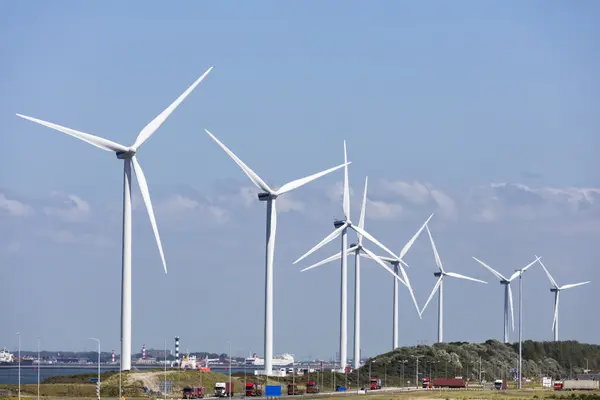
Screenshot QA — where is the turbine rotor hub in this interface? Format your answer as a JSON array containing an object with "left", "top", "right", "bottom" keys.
[
  {"left": 257, "top": 192, "right": 276, "bottom": 201},
  {"left": 116, "top": 149, "right": 136, "bottom": 159},
  {"left": 333, "top": 219, "right": 346, "bottom": 229}
]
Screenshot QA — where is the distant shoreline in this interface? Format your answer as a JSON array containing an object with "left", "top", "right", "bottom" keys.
[{"left": 0, "top": 364, "right": 248, "bottom": 370}]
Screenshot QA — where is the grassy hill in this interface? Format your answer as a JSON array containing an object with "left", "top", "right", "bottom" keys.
[{"left": 353, "top": 340, "right": 600, "bottom": 386}]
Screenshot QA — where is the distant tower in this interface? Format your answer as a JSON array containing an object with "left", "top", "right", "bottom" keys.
[
  {"left": 111, "top": 350, "right": 115, "bottom": 363},
  {"left": 175, "top": 336, "right": 180, "bottom": 364},
  {"left": 142, "top": 344, "right": 146, "bottom": 360}
]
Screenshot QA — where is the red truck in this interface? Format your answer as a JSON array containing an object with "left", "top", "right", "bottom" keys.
[
  {"left": 183, "top": 386, "right": 204, "bottom": 399},
  {"left": 369, "top": 378, "right": 381, "bottom": 390},
  {"left": 422, "top": 377, "right": 432, "bottom": 388},
  {"left": 245, "top": 382, "right": 263, "bottom": 397},
  {"left": 432, "top": 378, "right": 466, "bottom": 388},
  {"left": 287, "top": 383, "right": 304, "bottom": 395},
  {"left": 306, "top": 381, "right": 319, "bottom": 394}
]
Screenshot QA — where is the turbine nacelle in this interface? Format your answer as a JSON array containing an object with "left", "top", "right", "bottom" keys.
[
  {"left": 116, "top": 149, "right": 137, "bottom": 159},
  {"left": 434, "top": 271, "right": 443, "bottom": 277},
  {"left": 258, "top": 192, "right": 276, "bottom": 201},
  {"left": 500, "top": 280, "right": 510, "bottom": 285},
  {"left": 550, "top": 287, "right": 559, "bottom": 292},
  {"left": 333, "top": 219, "right": 347, "bottom": 229}
]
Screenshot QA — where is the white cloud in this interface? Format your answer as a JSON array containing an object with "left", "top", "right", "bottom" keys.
[
  {"left": 0, "top": 194, "right": 34, "bottom": 216},
  {"left": 157, "top": 194, "right": 229, "bottom": 224},
  {"left": 326, "top": 181, "right": 354, "bottom": 203},
  {"left": 384, "top": 181, "right": 431, "bottom": 205},
  {"left": 378, "top": 180, "right": 457, "bottom": 220},
  {"left": 239, "top": 187, "right": 259, "bottom": 208},
  {"left": 471, "top": 183, "right": 600, "bottom": 223},
  {"left": 430, "top": 188, "right": 458, "bottom": 220},
  {"left": 366, "top": 199, "right": 403, "bottom": 220},
  {"left": 160, "top": 195, "right": 200, "bottom": 213},
  {"left": 44, "top": 193, "right": 91, "bottom": 223},
  {"left": 277, "top": 195, "right": 305, "bottom": 213}
]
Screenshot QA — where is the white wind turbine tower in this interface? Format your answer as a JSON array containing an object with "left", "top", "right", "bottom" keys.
[
  {"left": 471, "top": 256, "right": 541, "bottom": 343},
  {"left": 373, "top": 213, "right": 433, "bottom": 350},
  {"left": 294, "top": 142, "right": 406, "bottom": 371},
  {"left": 298, "top": 177, "right": 427, "bottom": 368},
  {"left": 537, "top": 257, "right": 590, "bottom": 341},
  {"left": 420, "top": 226, "right": 487, "bottom": 343},
  {"left": 16, "top": 66, "right": 213, "bottom": 370},
  {"left": 205, "top": 130, "right": 348, "bottom": 376}
]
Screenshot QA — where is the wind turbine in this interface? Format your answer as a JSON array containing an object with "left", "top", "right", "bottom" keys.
[
  {"left": 536, "top": 257, "right": 590, "bottom": 341},
  {"left": 204, "top": 130, "right": 348, "bottom": 376},
  {"left": 17, "top": 66, "right": 213, "bottom": 370},
  {"left": 373, "top": 213, "right": 433, "bottom": 350},
  {"left": 420, "top": 225, "right": 487, "bottom": 343},
  {"left": 471, "top": 256, "right": 540, "bottom": 343},
  {"left": 293, "top": 142, "right": 403, "bottom": 371},
  {"left": 298, "top": 177, "right": 426, "bottom": 368}
]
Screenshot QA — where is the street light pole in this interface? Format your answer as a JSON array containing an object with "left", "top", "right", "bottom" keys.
[
  {"left": 517, "top": 271, "right": 523, "bottom": 389},
  {"left": 119, "top": 339, "right": 122, "bottom": 400},
  {"left": 412, "top": 356, "right": 422, "bottom": 389},
  {"left": 17, "top": 332, "right": 20, "bottom": 400},
  {"left": 164, "top": 340, "right": 167, "bottom": 400},
  {"left": 37, "top": 336, "right": 41, "bottom": 400},
  {"left": 228, "top": 342, "right": 232, "bottom": 398},
  {"left": 89, "top": 338, "right": 101, "bottom": 400}
]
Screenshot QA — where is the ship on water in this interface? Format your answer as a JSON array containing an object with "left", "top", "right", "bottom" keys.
[
  {"left": 244, "top": 353, "right": 294, "bottom": 366},
  {"left": 0, "top": 348, "right": 34, "bottom": 366}
]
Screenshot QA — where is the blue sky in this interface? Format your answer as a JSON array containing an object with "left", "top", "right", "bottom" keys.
[{"left": 1, "top": 1, "right": 599, "bottom": 359}]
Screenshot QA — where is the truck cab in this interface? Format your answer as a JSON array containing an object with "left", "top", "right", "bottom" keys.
[
  {"left": 369, "top": 377, "right": 382, "bottom": 390},
  {"left": 214, "top": 382, "right": 226, "bottom": 397},
  {"left": 245, "top": 382, "right": 263, "bottom": 397},
  {"left": 422, "top": 377, "right": 431, "bottom": 389},
  {"left": 183, "top": 386, "right": 204, "bottom": 399},
  {"left": 287, "top": 383, "right": 304, "bottom": 395},
  {"left": 306, "top": 381, "right": 319, "bottom": 393}
]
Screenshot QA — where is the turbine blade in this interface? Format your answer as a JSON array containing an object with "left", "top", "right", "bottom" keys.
[
  {"left": 276, "top": 162, "right": 351, "bottom": 196},
  {"left": 508, "top": 284, "right": 515, "bottom": 331},
  {"left": 205, "top": 129, "right": 272, "bottom": 193},
  {"left": 537, "top": 257, "right": 559, "bottom": 288},
  {"left": 133, "top": 67, "right": 213, "bottom": 150},
  {"left": 342, "top": 141, "right": 350, "bottom": 220},
  {"left": 471, "top": 257, "right": 507, "bottom": 281},
  {"left": 445, "top": 271, "right": 487, "bottom": 284},
  {"left": 360, "top": 246, "right": 406, "bottom": 286},
  {"left": 16, "top": 114, "right": 128, "bottom": 152},
  {"left": 351, "top": 225, "right": 397, "bottom": 261},
  {"left": 560, "top": 281, "right": 590, "bottom": 290},
  {"left": 300, "top": 245, "right": 357, "bottom": 273},
  {"left": 420, "top": 276, "right": 443, "bottom": 317},
  {"left": 394, "top": 258, "right": 421, "bottom": 319},
  {"left": 293, "top": 222, "right": 348, "bottom": 265},
  {"left": 509, "top": 256, "right": 541, "bottom": 281},
  {"left": 359, "top": 252, "right": 409, "bottom": 268},
  {"left": 425, "top": 225, "right": 444, "bottom": 273},
  {"left": 357, "top": 176, "right": 368, "bottom": 245},
  {"left": 131, "top": 156, "right": 167, "bottom": 274},
  {"left": 398, "top": 213, "right": 434, "bottom": 261}
]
